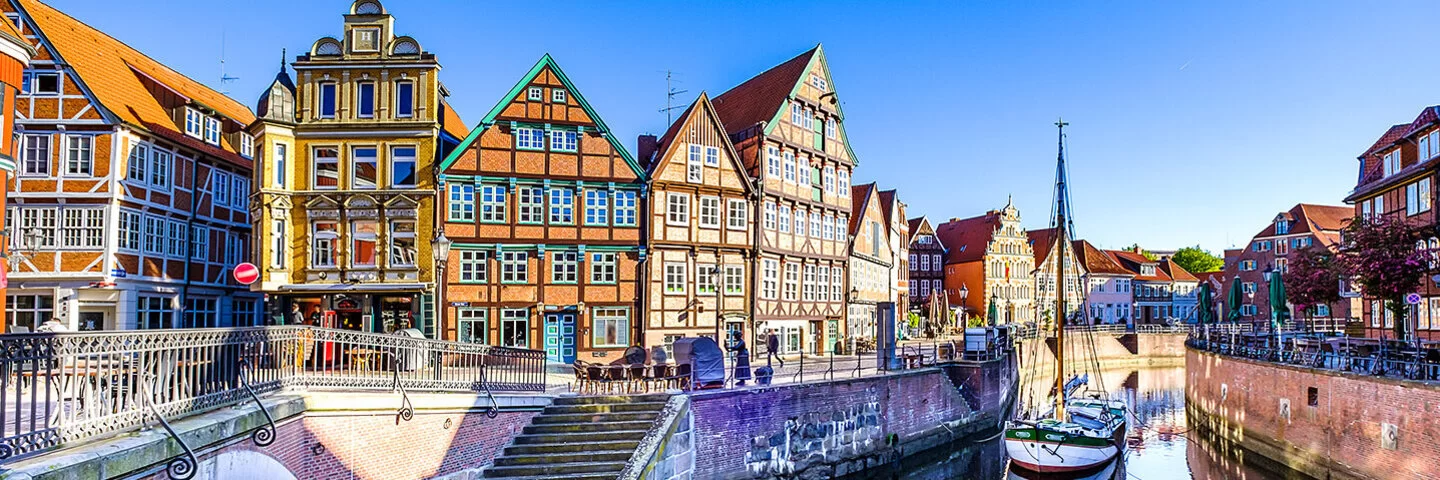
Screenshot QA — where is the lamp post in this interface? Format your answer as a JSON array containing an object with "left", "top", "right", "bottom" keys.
[
  {"left": 711, "top": 268, "right": 722, "bottom": 345},
  {"left": 849, "top": 287, "right": 860, "bottom": 355},
  {"left": 432, "top": 231, "right": 452, "bottom": 340},
  {"left": 958, "top": 284, "right": 969, "bottom": 332},
  {"left": 1262, "top": 265, "right": 1276, "bottom": 341}
]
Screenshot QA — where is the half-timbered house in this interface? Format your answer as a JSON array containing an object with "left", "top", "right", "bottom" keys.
[
  {"left": 907, "top": 216, "right": 946, "bottom": 318},
  {"left": 0, "top": 17, "right": 32, "bottom": 322},
  {"left": 712, "top": 45, "right": 855, "bottom": 355},
  {"left": 2, "top": 0, "right": 260, "bottom": 331},
  {"left": 438, "top": 55, "right": 645, "bottom": 362},
  {"left": 847, "top": 183, "right": 892, "bottom": 346}
]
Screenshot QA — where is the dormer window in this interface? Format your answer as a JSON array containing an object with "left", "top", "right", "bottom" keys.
[
  {"left": 239, "top": 133, "right": 254, "bottom": 159},
  {"left": 527, "top": 87, "right": 543, "bottom": 101},
  {"left": 357, "top": 81, "right": 375, "bottom": 118},
  {"left": 552, "top": 89, "right": 567, "bottom": 103},
  {"left": 352, "top": 27, "right": 379, "bottom": 52},
  {"left": 184, "top": 108, "right": 202, "bottom": 138},
  {"left": 1141, "top": 265, "right": 1155, "bottom": 276},
  {"left": 1275, "top": 219, "right": 1290, "bottom": 235},
  {"left": 204, "top": 117, "right": 221, "bottom": 146},
  {"left": 1384, "top": 149, "right": 1402, "bottom": 177}
]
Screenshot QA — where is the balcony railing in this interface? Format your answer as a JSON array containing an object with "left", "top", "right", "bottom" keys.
[
  {"left": 0, "top": 326, "right": 546, "bottom": 461},
  {"left": 1188, "top": 328, "right": 1440, "bottom": 382}
]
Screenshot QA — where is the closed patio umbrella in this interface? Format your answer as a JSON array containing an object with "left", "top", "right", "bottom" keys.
[
  {"left": 1197, "top": 282, "right": 1214, "bottom": 324},
  {"left": 1269, "top": 272, "right": 1290, "bottom": 333},
  {"left": 987, "top": 296, "right": 1000, "bottom": 327},
  {"left": 1226, "top": 278, "right": 1243, "bottom": 322}
]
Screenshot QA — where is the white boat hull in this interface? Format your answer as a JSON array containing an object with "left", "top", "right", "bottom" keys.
[{"left": 1005, "top": 437, "right": 1118, "bottom": 473}]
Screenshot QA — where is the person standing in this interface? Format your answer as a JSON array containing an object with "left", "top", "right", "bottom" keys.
[
  {"left": 729, "top": 331, "right": 752, "bottom": 387},
  {"left": 287, "top": 304, "right": 305, "bottom": 326},
  {"left": 766, "top": 329, "right": 784, "bottom": 367}
]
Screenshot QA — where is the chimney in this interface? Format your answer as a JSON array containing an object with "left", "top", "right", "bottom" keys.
[
  {"left": 636, "top": 135, "right": 659, "bottom": 166},
  {"left": 1133, "top": 245, "right": 1143, "bottom": 254}
]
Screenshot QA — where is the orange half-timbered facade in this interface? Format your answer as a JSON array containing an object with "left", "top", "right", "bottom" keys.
[
  {"left": 640, "top": 93, "right": 756, "bottom": 353},
  {"left": 712, "top": 45, "right": 856, "bottom": 355},
  {"left": 2, "top": 0, "right": 260, "bottom": 332},
  {"left": 439, "top": 55, "right": 646, "bottom": 362}
]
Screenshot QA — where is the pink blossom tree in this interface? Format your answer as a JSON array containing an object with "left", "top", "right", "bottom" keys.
[
  {"left": 1340, "top": 215, "right": 1431, "bottom": 339},
  {"left": 1282, "top": 245, "right": 1342, "bottom": 332}
]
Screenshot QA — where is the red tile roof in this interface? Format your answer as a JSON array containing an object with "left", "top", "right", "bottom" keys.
[
  {"left": 877, "top": 189, "right": 897, "bottom": 227},
  {"left": 1075, "top": 240, "right": 1130, "bottom": 276},
  {"left": 1252, "top": 203, "right": 1352, "bottom": 238},
  {"left": 1027, "top": 228, "right": 1058, "bottom": 266},
  {"left": 1106, "top": 250, "right": 1172, "bottom": 282},
  {"left": 1160, "top": 259, "right": 1198, "bottom": 282},
  {"left": 935, "top": 213, "right": 1002, "bottom": 264},
  {"left": 1351, "top": 110, "right": 1439, "bottom": 199},
  {"left": 440, "top": 98, "right": 467, "bottom": 140},
  {"left": 17, "top": 0, "right": 254, "bottom": 168},
  {"left": 712, "top": 47, "right": 817, "bottom": 137},
  {"left": 849, "top": 183, "right": 874, "bottom": 234}
]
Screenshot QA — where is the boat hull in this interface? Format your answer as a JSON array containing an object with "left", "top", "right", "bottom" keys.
[{"left": 1005, "top": 428, "right": 1119, "bottom": 473}]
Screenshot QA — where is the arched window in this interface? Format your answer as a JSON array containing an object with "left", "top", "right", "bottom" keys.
[
  {"left": 354, "top": 1, "right": 383, "bottom": 14},
  {"left": 392, "top": 40, "right": 419, "bottom": 55},
  {"left": 316, "top": 40, "right": 342, "bottom": 56}
]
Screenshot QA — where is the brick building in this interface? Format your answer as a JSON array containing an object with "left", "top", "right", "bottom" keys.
[
  {"left": 3, "top": 0, "right": 260, "bottom": 331},
  {"left": 1219, "top": 203, "right": 1353, "bottom": 331},
  {"left": 907, "top": 216, "right": 945, "bottom": 316},
  {"left": 936, "top": 201, "right": 1035, "bottom": 325}
]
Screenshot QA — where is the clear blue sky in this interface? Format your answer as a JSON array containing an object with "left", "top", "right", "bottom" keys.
[{"left": 43, "top": 0, "right": 1440, "bottom": 254}]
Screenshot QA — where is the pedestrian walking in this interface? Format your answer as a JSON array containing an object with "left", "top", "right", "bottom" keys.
[
  {"left": 766, "top": 329, "right": 784, "bottom": 367},
  {"left": 729, "top": 331, "right": 752, "bottom": 386}
]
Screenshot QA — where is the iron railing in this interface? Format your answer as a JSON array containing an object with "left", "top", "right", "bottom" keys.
[
  {"left": 0, "top": 326, "right": 546, "bottom": 461},
  {"left": 1188, "top": 329, "right": 1440, "bottom": 382}
]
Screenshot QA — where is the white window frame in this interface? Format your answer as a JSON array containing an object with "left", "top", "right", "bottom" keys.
[
  {"left": 687, "top": 144, "right": 703, "bottom": 183},
  {"left": 664, "top": 263, "right": 687, "bottom": 295},
  {"left": 518, "top": 186, "right": 544, "bottom": 224},
  {"left": 351, "top": 147, "right": 378, "bottom": 190},
  {"left": 727, "top": 199, "right": 747, "bottom": 230},
  {"left": 552, "top": 89, "right": 567, "bottom": 103},
  {"left": 548, "top": 188, "right": 574, "bottom": 224},
  {"left": 551, "top": 251, "right": 579, "bottom": 284},
  {"left": 782, "top": 152, "right": 796, "bottom": 183},
  {"left": 390, "top": 146, "right": 418, "bottom": 188},
  {"left": 666, "top": 193, "right": 690, "bottom": 227},
  {"left": 449, "top": 183, "right": 476, "bottom": 222},
  {"left": 63, "top": 135, "right": 92, "bottom": 176},
  {"left": 590, "top": 252, "right": 617, "bottom": 284},
  {"left": 698, "top": 196, "right": 720, "bottom": 229},
  {"left": 584, "top": 189, "right": 609, "bottom": 226},
  {"left": 766, "top": 146, "right": 780, "bottom": 178},
  {"left": 516, "top": 127, "right": 545, "bottom": 150},
  {"left": 763, "top": 202, "right": 776, "bottom": 231},
  {"left": 614, "top": 190, "right": 638, "bottom": 226},
  {"left": 480, "top": 184, "right": 507, "bottom": 223},
  {"left": 696, "top": 264, "right": 717, "bottom": 294},
  {"left": 184, "top": 107, "right": 203, "bottom": 138},
  {"left": 311, "top": 221, "right": 338, "bottom": 267},
  {"left": 203, "top": 117, "right": 221, "bottom": 146},
  {"left": 312, "top": 147, "right": 338, "bottom": 190},
  {"left": 778, "top": 206, "right": 791, "bottom": 233},
  {"left": 724, "top": 265, "right": 744, "bottom": 295},
  {"left": 704, "top": 146, "right": 719, "bottom": 167},
  {"left": 527, "top": 86, "right": 543, "bottom": 101},
  {"left": 389, "top": 220, "right": 417, "bottom": 267},
  {"left": 592, "top": 307, "right": 630, "bottom": 348},
  {"left": 21, "top": 133, "right": 49, "bottom": 177},
  {"left": 549, "top": 130, "right": 578, "bottom": 153},
  {"left": 761, "top": 259, "right": 778, "bottom": 299}
]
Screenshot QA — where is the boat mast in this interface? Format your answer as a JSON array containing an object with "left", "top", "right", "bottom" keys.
[{"left": 1052, "top": 118, "right": 1071, "bottom": 422}]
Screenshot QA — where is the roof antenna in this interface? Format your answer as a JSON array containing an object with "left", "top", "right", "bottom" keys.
[
  {"left": 658, "top": 70, "right": 688, "bottom": 126},
  {"left": 219, "top": 32, "right": 240, "bottom": 94}
]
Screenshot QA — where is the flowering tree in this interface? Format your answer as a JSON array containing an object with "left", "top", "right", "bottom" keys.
[
  {"left": 1282, "top": 245, "right": 1342, "bottom": 331},
  {"left": 1339, "top": 215, "right": 1431, "bottom": 339}
]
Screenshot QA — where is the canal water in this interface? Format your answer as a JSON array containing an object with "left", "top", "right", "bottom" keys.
[{"left": 846, "top": 367, "right": 1309, "bottom": 480}]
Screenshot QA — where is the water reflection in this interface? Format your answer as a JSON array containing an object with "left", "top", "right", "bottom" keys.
[{"left": 846, "top": 367, "right": 1304, "bottom": 480}]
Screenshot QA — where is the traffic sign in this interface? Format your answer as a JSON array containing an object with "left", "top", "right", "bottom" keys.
[
  {"left": 233, "top": 262, "right": 260, "bottom": 285},
  {"left": 1405, "top": 292, "right": 1423, "bottom": 305}
]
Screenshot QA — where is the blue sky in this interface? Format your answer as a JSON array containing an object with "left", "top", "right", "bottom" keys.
[{"left": 43, "top": 1, "right": 1440, "bottom": 254}]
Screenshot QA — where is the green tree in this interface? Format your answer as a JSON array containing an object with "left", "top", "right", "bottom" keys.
[{"left": 1171, "top": 245, "right": 1224, "bottom": 273}]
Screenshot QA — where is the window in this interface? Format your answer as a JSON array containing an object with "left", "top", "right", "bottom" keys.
[
  {"left": 351, "top": 147, "right": 377, "bottom": 189},
  {"left": 804, "top": 108, "right": 816, "bottom": 131},
  {"left": 548, "top": 188, "right": 574, "bottom": 224},
  {"left": 791, "top": 102, "right": 804, "bottom": 125},
  {"left": 458, "top": 309, "right": 488, "bottom": 344},
  {"left": 614, "top": 191, "right": 637, "bottom": 226},
  {"left": 1315, "top": 304, "right": 1331, "bottom": 317},
  {"left": 823, "top": 166, "right": 835, "bottom": 193},
  {"left": 119, "top": 210, "right": 141, "bottom": 251},
  {"left": 592, "top": 307, "right": 630, "bottom": 348},
  {"left": 1276, "top": 239, "right": 1288, "bottom": 255},
  {"left": 516, "top": 127, "right": 545, "bottom": 150},
  {"left": 666, "top": 193, "right": 690, "bottom": 226},
  {"left": 783, "top": 152, "right": 796, "bottom": 182},
  {"left": 459, "top": 250, "right": 488, "bottom": 283},
  {"left": 727, "top": 199, "right": 747, "bottom": 230},
  {"left": 699, "top": 196, "right": 720, "bottom": 228},
  {"left": 664, "top": 263, "right": 686, "bottom": 294},
  {"left": 168, "top": 220, "right": 188, "bottom": 258},
  {"left": 272, "top": 143, "right": 287, "bottom": 187},
  {"left": 823, "top": 214, "right": 835, "bottom": 240},
  {"left": 794, "top": 208, "right": 807, "bottom": 236},
  {"left": 705, "top": 146, "right": 719, "bottom": 167},
  {"left": 357, "top": 82, "right": 375, "bottom": 118},
  {"left": 389, "top": 221, "right": 416, "bottom": 267},
  {"left": 528, "top": 87, "right": 543, "bottom": 101},
  {"left": 818, "top": 266, "right": 830, "bottom": 301},
  {"left": 184, "top": 108, "right": 203, "bottom": 137},
  {"left": 697, "top": 264, "right": 717, "bottom": 294},
  {"left": 501, "top": 251, "right": 528, "bottom": 283},
  {"left": 724, "top": 265, "right": 744, "bottom": 295},
  {"left": 838, "top": 169, "right": 850, "bottom": 195},
  {"left": 803, "top": 265, "right": 816, "bottom": 301},
  {"left": 203, "top": 117, "right": 221, "bottom": 145},
  {"left": 141, "top": 214, "right": 163, "bottom": 254},
  {"left": 838, "top": 215, "right": 848, "bottom": 243},
  {"left": 762, "top": 259, "right": 778, "bottom": 299},
  {"left": 810, "top": 212, "right": 822, "bottom": 237},
  {"left": 550, "top": 130, "right": 578, "bottom": 152},
  {"left": 269, "top": 220, "right": 284, "bottom": 268},
  {"left": 585, "top": 189, "right": 609, "bottom": 225},
  {"left": 919, "top": 254, "right": 930, "bottom": 271},
  {"left": 687, "top": 144, "right": 703, "bottom": 182},
  {"left": 798, "top": 160, "right": 811, "bottom": 187},
  {"left": 1242, "top": 282, "right": 1256, "bottom": 294},
  {"left": 518, "top": 187, "right": 545, "bottom": 224},
  {"left": 500, "top": 309, "right": 528, "bottom": 348},
  {"left": 127, "top": 142, "right": 149, "bottom": 183},
  {"left": 319, "top": 83, "right": 337, "bottom": 118},
  {"left": 7, "top": 294, "right": 53, "bottom": 332},
  {"left": 144, "top": 147, "right": 171, "bottom": 188},
  {"left": 391, "top": 146, "right": 417, "bottom": 187},
  {"left": 60, "top": 208, "right": 103, "bottom": 248},
  {"left": 395, "top": 81, "right": 414, "bottom": 118},
  {"left": 551, "top": 251, "right": 578, "bottom": 283},
  {"left": 810, "top": 74, "right": 827, "bottom": 91},
  {"left": 590, "top": 252, "right": 617, "bottom": 284},
  {"left": 552, "top": 89, "right": 567, "bottom": 103},
  {"left": 313, "top": 147, "right": 339, "bottom": 189},
  {"left": 766, "top": 146, "right": 780, "bottom": 178},
  {"left": 826, "top": 118, "right": 837, "bottom": 139},
  {"left": 480, "top": 184, "right": 507, "bottom": 223},
  {"left": 783, "top": 263, "right": 799, "bottom": 301},
  {"left": 21, "top": 134, "right": 48, "bottom": 176},
  {"left": 350, "top": 220, "right": 378, "bottom": 267},
  {"left": 778, "top": 206, "right": 791, "bottom": 233},
  {"left": 1384, "top": 150, "right": 1402, "bottom": 177},
  {"left": 31, "top": 72, "right": 59, "bottom": 95},
  {"left": 214, "top": 171, "right": 231, "bottom": 207},
  {"left": 138, "top": 296, "right": 173, "bottom": 330},
  {"left": 64, "top": 135, "right": 92, "bottom": 176},
  {"left": 1375, "top": 196, "right": 1385, "bottom": 216},
  {"left": 763, "top": 202, "right": 776, "bottom": 230},
  {"left": 183, "top": 297, "right": 219, "bottom": 328},
  {"left": 449, "top": 183, "right": 475, "bottom": 222}
]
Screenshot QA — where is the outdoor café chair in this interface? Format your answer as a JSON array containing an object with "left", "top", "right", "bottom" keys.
[{"left": 628, "top": 364, "right": 648, "bottom": 393}]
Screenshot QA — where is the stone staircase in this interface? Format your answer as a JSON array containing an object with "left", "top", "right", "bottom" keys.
[{"left": 483, "top": 393, "right": 671, "bottom": 480}]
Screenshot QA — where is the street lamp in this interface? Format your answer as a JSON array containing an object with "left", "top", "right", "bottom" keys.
[
  {"left": 958, "top": 284, "right": 969, "bottom": 332},
  {"left": 432, "top": 231, "right": 452, "bottom": 340}
]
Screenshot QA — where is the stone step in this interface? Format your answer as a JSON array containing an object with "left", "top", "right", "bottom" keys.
[
  {"left": 523, "top": 421, "right": 654, "bottom": 435},
  {"left": 551, "top": 393, "right": 671, "bottom": 405},
  {"left": 531, "top": 411, "right": 659, "bottom": 424},
  {"left": 492, "top": 450, "right": 633, "bottom": 466},
  {"left": 542, "top": 401, "right": 669, "bottom": 415},
  {"left": 503, "top": 440, "right": 641, "bottom": 456},
  {"left": 482, "top": 460, "right": 626, "bottom": 478},
  {"left": 511, "top": 430, "right": 650, "bottom": 445}
]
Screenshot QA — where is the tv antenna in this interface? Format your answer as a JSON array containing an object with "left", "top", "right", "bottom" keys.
[
  {"left": 658, "top": 70, "right": 688, "bottom": 125},
  {"left": 219, "top": 32, "right": 240, "bottom": 94}
]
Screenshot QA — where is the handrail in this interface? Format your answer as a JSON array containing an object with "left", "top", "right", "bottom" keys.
[
  {"left": 237, "top": 359, "right": 276, "bottom": 447},
  {"left": 1188, "top": 328, "right": 1440, "bottom": 382},
  {"left": 140, "top": 373, "right": 198, "bottom": 480}
]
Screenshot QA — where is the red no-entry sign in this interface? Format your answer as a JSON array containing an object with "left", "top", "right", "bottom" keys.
[{"left": 233, "top": 262, "right": 260, "bottom": 285}]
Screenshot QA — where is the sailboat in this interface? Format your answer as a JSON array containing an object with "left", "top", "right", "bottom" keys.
[{"left": 1004, "top": 120, "right": 1128, "bottom": 474}]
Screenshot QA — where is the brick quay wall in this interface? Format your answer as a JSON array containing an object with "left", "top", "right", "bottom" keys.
[
  {"left": 1186, "top": 348, "right": 1440, "bottom": 480},
  {"left": 686, "top": 357, "right": 1016, "bottom": 480}
]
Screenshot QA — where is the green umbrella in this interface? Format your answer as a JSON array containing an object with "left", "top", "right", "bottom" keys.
[
  {"left": 987, "top": 295, "right": 1000, "bottom": 326},
  {"left": 1226, "top": 278, "right": 1243, "bottom": 322},
  {"left": 1269, "top": 272, "right": 1290, "bottom": 332},
  {"left": 1197, "top": 282, "right": 1213, "bottom": 324}
]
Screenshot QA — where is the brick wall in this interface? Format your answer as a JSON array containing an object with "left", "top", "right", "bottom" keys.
[
  {"left": 1187, "top": 349, "right": 1440, "bottom": 480},
  {"left": 690, "top": 360, "right": 1012, "bottom": 479},
  {"left": 137, "top": 410, "right": 536, "bottom": 480}
]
